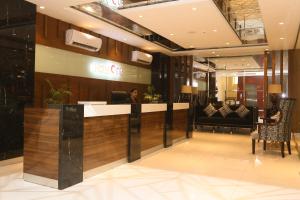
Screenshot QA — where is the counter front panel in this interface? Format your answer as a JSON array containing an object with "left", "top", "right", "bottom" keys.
[
  {"left": 83, "top": 114, "right": 128, "bottom": 171},
  {"left": 141, "top": 111, "right": 165, "bottom": 151},
  {"left": 24, "top": 108, "right": 60, "bottom": 181}
]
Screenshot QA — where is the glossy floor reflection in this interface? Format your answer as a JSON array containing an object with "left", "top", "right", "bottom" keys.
[{"left": 1, "top": 132, "right": 300, "bottom": 200}]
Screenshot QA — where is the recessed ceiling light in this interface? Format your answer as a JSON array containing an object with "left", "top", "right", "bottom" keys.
[
  {"left": 170, "top": 33, "right": 174, "bottom": 36},
  {"left": 39, "top": 6, "right": 45, "bottom": 9},
  {"left": 265, "top": 48, "right": 269, "bottom": 51},
  {"left": 216, "top": 54, "right": 220, "bottom": 57},
  {"left": 280, "top": 37, "right": 285, "bottom": 40},
  {"left": 212, "top": 51, "right": 216, "bottom": 54},
  {"left": 192, "top": 7, "right": 197, "bottom": 11},
  {"left": 190, "top": 45, "right": 194, "bottom": 48},
  {"left": 226, "top": 42, "right": 230, "bottom": 45},
  {"left": 139, "top": 15, "right": 143, "bottom": 18},
  {"left": 212, "top": 29, "right": 217, "bottom": 32},
  {"left": 279, "top": 22, "right": 284, "bottom": 25}
]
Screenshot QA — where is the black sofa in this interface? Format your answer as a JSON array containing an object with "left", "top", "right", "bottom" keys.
[{"left": 195, "top": 105, "right": 258, "bottom": 131}]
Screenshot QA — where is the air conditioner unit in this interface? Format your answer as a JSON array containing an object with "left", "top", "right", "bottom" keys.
[
  {"left": 131, "top": 51, "right": 153, "bottom": 65},
  {"left": 65, "top": 29, "right": 102, "bottom": 52}
]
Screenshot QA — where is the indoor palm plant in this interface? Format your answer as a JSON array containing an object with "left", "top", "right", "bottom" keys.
[
  {"left": 44, "top": 79, "right": 72, "bottom": 105},
  {"left": 143, "top": 85, "right": 161, "bottom": 103}
]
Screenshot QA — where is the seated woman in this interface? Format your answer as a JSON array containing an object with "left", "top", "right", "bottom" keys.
[{"left": 129, "top": 88, "right": 138, "bottom": 104}]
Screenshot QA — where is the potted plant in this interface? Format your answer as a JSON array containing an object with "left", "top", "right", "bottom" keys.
[
  {"left": 143, "top": 85, "right": 161, "bottom": 103},
  {"left": 45, "top": 79, "right": 72, "bottom": 105}
]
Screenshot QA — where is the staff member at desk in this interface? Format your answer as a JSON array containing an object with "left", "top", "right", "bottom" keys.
[{"left": 129, "top": 88, "right": 138, "bottom": 103}]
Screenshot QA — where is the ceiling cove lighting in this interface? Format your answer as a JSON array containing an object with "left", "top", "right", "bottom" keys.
[{"left": 280, "top": 37, "right": 285, "bottom": 40}]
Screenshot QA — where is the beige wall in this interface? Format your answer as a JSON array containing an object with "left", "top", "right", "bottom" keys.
[
  {"left": 216, "top": 75, "right": 237, "bottom": 102},
  {"left": 35, "top": 44, "right": 151, "bottom": 85}
]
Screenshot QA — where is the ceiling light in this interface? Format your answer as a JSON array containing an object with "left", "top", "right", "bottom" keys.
[
  {"left": 139, "top": 15, "right": 143, "bottom": 18},
  {"left": 39, "top": 6, "right": 45, "bottom": 9},
  {"left": 190, "top": 45, "right": 194, "bottom": 48},
  {"left": 192, "top": 7, "right": 197, "bottom": 11},
  {"left": 216, "top": 54, "right": 220, "bottom": 57},
  {"left": 170, "top": 33, "right": 174, "bottom": 36},
  {"left": 280, "top": 37, "right": 285, "bottom": 40},
  {"left": 212, "top": 51, "right": 216, "bottom": 54},
  {"left": 84, "top": 6, "right": 94, "bottom": 13},
  {"left": 226, "top": 42, "right": 230, "bottom": 45},
  {"left": 265, "top": 48, "right": 269, "bottom": 51},
  {"left": 212, "top": 29, "right": 217, "bottom": 32},
  {"left": 279, "top": 22, "right": 284, "bottom": 25}
]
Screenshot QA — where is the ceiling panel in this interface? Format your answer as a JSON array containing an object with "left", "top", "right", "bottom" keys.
[
  {"left": 258, "top": 0, "right": 300, "bottom": 50},
  {"left": 118, "top": 0, "right": 242, "bottom": 49}
]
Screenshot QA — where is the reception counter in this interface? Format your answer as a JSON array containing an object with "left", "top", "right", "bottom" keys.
[{"left": 23, "top": 102, "right": 190, "bottom": 189}]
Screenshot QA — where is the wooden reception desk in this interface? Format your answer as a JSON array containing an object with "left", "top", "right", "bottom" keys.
[{"left": 23, "top": 102, "right": 190, "bottom": 189}]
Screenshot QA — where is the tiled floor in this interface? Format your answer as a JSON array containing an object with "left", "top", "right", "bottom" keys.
[{"left": 1, "top": 132, "right": 300, "bottom": 200}]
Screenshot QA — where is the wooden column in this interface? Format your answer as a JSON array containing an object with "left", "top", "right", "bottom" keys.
[
  {"left": 264, "top": 51, "right": 269, "bottom": 118},
  {"left": 272, "top": 51, "right": 276, "bottom": 84},
  {"left": 280, "top": 50, "right": 284, "bottom": 87}
]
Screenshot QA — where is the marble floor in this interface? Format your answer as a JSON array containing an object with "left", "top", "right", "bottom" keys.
[{"left": 1, "top": 132, "right": 300, "bottom": 200}]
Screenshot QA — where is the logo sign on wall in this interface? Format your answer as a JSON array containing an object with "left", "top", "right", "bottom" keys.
[{"left": 90, "top": 61, "right": 123, "bottom": 79}]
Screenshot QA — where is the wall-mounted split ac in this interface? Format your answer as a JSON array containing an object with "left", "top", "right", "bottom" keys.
[
  {"left": 65, "top": 29, "right": 102, "bottom": 52},
  {"left": 131, "top": 51, "right": 153, "bottom": 65}
]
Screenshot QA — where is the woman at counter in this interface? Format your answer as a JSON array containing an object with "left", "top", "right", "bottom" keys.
[{"left": 129, "top": 88, "right": 139, "bottom": 103}]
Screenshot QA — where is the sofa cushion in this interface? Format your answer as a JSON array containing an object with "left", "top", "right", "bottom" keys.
[
  {"left": 219, "top": 104, "right": 233, "bottom": 117},
  {"left": 203, "top": 103, "right": 217, "bottom": 117},
  {"left": 235, "top": 104, "right": 250, "bottom": 118}
]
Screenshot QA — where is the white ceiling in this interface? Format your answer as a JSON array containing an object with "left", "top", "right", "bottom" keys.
[
  {"left": 210, "top": 56, "right": 261, "bottom": 70},
  {"left": 118, "top": 0, "right": 242, "bottom": 49},
  {"left": 25, "top": 0, "right": 300, "bottom": 58},
  {"left": 258, "top": 0, "right": 300, "bottom": 50}
]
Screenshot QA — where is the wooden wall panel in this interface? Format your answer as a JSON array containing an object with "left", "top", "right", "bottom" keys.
[
  {"left": 23, "top": 108, "right": 60, "bottom": 180},
  {"left": 288, "top": 49, "right": 300, "bottom": 132},
  {"left": 35, "top": 72, "right": 148, "bottom": 107},
  {"left": 83, "top": 115, "right": 128, "bottom": 171},
  {"left": 141, "top": 112, "right": 165, "bottom": 151},
  {"left": 35, "top": 13, "right": 151, "bottom": 70},
  {"left": 171, "top": 110, "right": 188, "bottom": 140}
]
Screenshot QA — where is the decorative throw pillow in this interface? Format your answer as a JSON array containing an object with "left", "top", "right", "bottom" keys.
[
  {"left": 235, "top": 104, "right": 250, "bottom": 118},
  {"left": 219, "top": 104, "right": 233, "bottom": 118},
  {"left": 271, "top": 111, "right": 281, "bottom": 122},
  {"left": 204, "top": 103, "right": 217, "bottom": 117}
]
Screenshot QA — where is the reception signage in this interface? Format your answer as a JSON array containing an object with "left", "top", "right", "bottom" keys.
[{"left": 35, "top": 44, "right": 151, "bottom": 84}]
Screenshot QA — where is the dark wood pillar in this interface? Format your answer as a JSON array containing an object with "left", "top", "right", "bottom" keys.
[
  {"left": 272, "top": 51, "right": 276, "bottom": 84},
  {"left": 280, "top": 50, "right": 284, "bottom": 87},
  {"left": 263, "top": 51, "right": 269, "bottom": 118}
]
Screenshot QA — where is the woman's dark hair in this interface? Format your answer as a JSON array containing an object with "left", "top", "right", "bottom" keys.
[{"left": 130, "top": 88, "right": 137, "bottom": 93}]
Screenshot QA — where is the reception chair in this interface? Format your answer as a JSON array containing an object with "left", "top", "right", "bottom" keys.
[{"left": 252, "top": 98, "right": 296, "bottom": 158}]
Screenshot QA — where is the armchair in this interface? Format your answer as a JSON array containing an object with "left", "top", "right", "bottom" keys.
[{"left": 252, "top": 98, "right": 296, "bottom": 157}]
